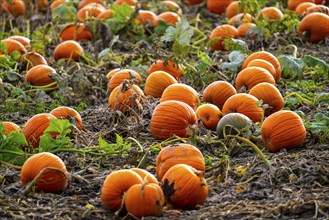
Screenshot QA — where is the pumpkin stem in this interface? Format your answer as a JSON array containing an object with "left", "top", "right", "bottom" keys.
[{"left": 303, "top": 31, "right": 311, "bottom": 39}]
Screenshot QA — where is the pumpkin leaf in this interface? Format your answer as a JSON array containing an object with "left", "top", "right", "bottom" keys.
[
  {"left": 278, "top": 55, "right": 305, "bottom": 79},
  {"left": 220, "top": 50, "right": 247, "bottom": 73},
  {"left": 223, "top": 38, "right": 249, "bottom": 53},
  {"left": 315, "top": 93, "right": 329, "bottom": 104},
  {"left": 107, "top": 4, "right": 133, "bottom": 34},
  {"left": 302, "top": 55, "right": 329, "bottom": 79}
]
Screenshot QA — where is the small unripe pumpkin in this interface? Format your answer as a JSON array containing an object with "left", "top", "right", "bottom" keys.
[{"left": 217, "top": 113, "right": 252, "bottom": 139}]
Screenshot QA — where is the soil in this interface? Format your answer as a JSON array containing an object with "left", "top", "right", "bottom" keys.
[{"left": 1, "top": 2, "right": 329, "bottom": 220}]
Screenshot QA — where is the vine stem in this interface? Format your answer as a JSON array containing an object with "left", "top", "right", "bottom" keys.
[
  {"left": 126, "top": 137, "right": 144, "bottom": 153},
  {"left": 0, "top": 160, "right": 22, "bottom": 170},
  {"left": 284, "top": 92, "right": 314, "bottom": 106},
  {"left": 226, "top": 135, "right": 271, "bottom": 167}
]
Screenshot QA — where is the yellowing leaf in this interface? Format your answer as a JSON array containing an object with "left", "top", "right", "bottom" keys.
[{"left": 235, "top": 165, "right": 248, "bottom": 174}]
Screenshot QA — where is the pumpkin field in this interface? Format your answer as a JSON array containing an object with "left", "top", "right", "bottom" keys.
[{"left": 1, "top": 0, "right": 329, "bottom": 219}]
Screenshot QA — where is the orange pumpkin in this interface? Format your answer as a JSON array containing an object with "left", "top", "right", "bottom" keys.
[
  {"left": 225, "top": 1, "right": 243, "bottom": 18},
  {"left": 77, "top": 3, "right": 105, "bottom": 21},
  {"left": 50, "top": 0, "right": 66, "bottom": 12},
  {"left": 7, "top": 36, "right": 30, "bottom": 48},
  {"left": 288, "top": 0, "right": 315, "bottom": 11},
  {"left": 246, "top": 59, "right": 276, "bottom": 79},
  {"left": 107, "top": 69, "right": 142, "bottom": 92},
  {"left": 24, "top": 64, "right": 56, "bottom": 87},
  {"left": 161, "top": 1, "right": 182, "bottom": 15},
  {"left": 60, "top": 23, "right": 93, "bottom": 42},
  {"left": 207, "top": 0, "right": 232, "bottom": 14},
  {"left": 0, "top": 38, "right": 26, "bottom": 55},
  {"left": 209, "top": 24, "right": 238, "bottom": 51},
  {"left": 50, "top": 106, "right": 83, "bottom": 130},
  {"left": 151, "top": 100, "right": 198, "bottom": 140},
  {"left": 221, "top": 93, "right": 264, "bottom": 123},
  {"left": 157, "top": 11, "right": 181, "bottom": 26},
  {"left": 148, "top": 60, "right": 184, "bottom": 79},
  {"left": 261, "top": 7, "right": 284, "bottom": 19},
  {"left": 216, "top": 112, "right": 252, "bottom": 139},
  {"left": 113, "top": 0, "right": 137, "bottom": 6},
  {"left": 156, "top": 143, "right": 205, "bottom": 181},
  {"left": 130, "top": 168, "right": 159, "bottom": 184},
  {"left": 108, "top": 81, "right": 144, "bottom": 112},
  {"left": 160, "top": 83, "right": 200, "bottom": 110},
  {"left": 299, "top": 12, "right": 329, "bottom": 43},
  {"left": 229, "top": 13, "right": 253, "bottom": 26},
  {"left": 53, "top": 40, "right": 84, "bottom": 61},
  {"left": 235, "top": 66, "right": 276, "bottom": 92},
  {"left": 97, "top": 9, "right": 113, "bottom": 20},
  {"left": 161, "top": 164, "right": 208, "bottom": 210},
  {"left": 202, "top": 81, "right": 237, "bottom": 110},
  {"left": 1, "top": 121, "right": 20, "bottom": 136},
  {"left": 22, "top": 113, "right": 58, "bottom": 148},
  {"left": 183, "top": 0, "right": 203, "bottom": 5},
  {"left": 101, "top": 169, "right": 143, "bottom": 212},
  {"left": 242, "top": 51, "right": 281, "bottom": 82},
  {"left": 1, "top": 0, "right": 26, "bottom": 17},
  {"left": 195, "top": 103, "right": 222, "bottom": 130},
  {"left": 20, "top": 52, "right": 48, "bottom": 70},
  {"left": 20, "top": 152, "right": 68, "bottom": 193},
  {"left": 136, "top": 10, "right": 159, "bottom": 27},
  {"left": 249, "top": 82, "right": 284, "bottom": 116},
  {"left": 295, "top": 2, "right": 316, "bottom": 15},
  {"left": 237, "top": 22, "right": 257, "bottom": 39},
  {"left": 261, "top": 110, "right": 306, "bottom": 152},
  {"left": 77, "top": 0, "right": 105, "bottom": 10},
  {"left": 106, "top": 68, "right": 121, "bottom": 79},
  {"left": 125, "top": 183, "right": 165, "bottom": 218},
  {"left": 303, "top": 5, "right": 329, "bottom": 16},
  {"left": 144, "top": 70, "right": 177, "bottom": 98}
]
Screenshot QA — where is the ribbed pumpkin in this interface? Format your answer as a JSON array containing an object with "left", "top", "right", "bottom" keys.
[
  {"left": 77, "top": 0, "right": 105, "bottom": 9},
  {"left": 249, "top": 82, "right": 284, "bottom": 116},
  {"left": 50, "top": 106, "right": 83, "bottom": 130},
  {"left": 0, "top": 38, "right": 26, "bottom": 55},
  {"left": 302, "top": 5, "right": 329, "bottom": 15},
  {"left": 237, "top": 22, "right": 256, "bottom": 39},
  {"left": 136, "top": 10, "right": 159, "bottom": 27},
  {"left": 24, "top": 64, "right": 56, "bottom": 87},
  {"left": 246, "top": 59, "right": 276, "bottom": 79},
  {"left": 157, "top": 11, "right": 181, "bottom": 26},
  {"left": 288, "top": 0, "right": 315, "bottom": 11},
  {"left": 184, "top": 0, "right": 203, "bottom": 5},
  {"left": 60, "top": 23, "right": 93, "bottom": 42},
  {"left": 209, "top": 24, "right": 238, "bottom": 51},
  {"left": 20, "top": 152, "right": 68, "bottom": 193},
  {"left": 261, "top": 110, "right": 306, "bottom": 152},
  {"left": 130, "top": 168, "right": 159, "bottom": 184},
  {"left": 261, "top": 7, "right": 284, "bottom": 19},
  {"left": 235, "top": 66, "right": 276, "bottom": 92},
  {"left": 20, "top": 52, "right": 48, "bottom": 70},
  {"left": 50, "top": 0, "right": 66, "bottom": 12},
  {"left": 195, "top": 103, "right": 222, "bottom": 130},
  {"left": 229, "top": 13, "right": 253, "bottom": 26},
  {"left": 160, "top": 83, "right": 200, "bottom": 110},
  {"left": 106, "top": 68, "right": 121, "bottom": 79},
  {"left": 125, "top": 183, "right": 165, "bottom": 218},
  {"left": 161, "top": 164, "right": 208, "bottom": 210},
  {"left": 216, "top": 112, "right": 252, "bottom": 139},
  {"left": 1, "top": 0, "right": 26, "bottom": 17},
  {"left": 53, "top": 40, "right": 84, "bottom": 61},
  {"left": 144, "top": 70, "right": 177, "bottom": 98},
  {"left": 1, "top": 121, "right": 20, "bottom": 136},
  {"left": 101, "top": 169, "right": 143, "bottom": 212},
  {"left": 148, "top": 60, "right": 183, "bottom": 80},
  {"left": 207, "top": 0, "right": 232, "bottom": 14},
  {"left": 7, "top": 36, "right": 30, "bottom": 48},
  {"left": 242, "top": 51, "right": 281, "bottom": 82},
  {"left": 114, "top": 0, "right": 137, "bottom": 6},
  {"left": 221, "top": 93, "right": 264, "bottom": 123},
  {"left": 151, "top": 100, "right": 197, "bottom": 140},
  {"left": 161, "top": 1, "right": 182, "bottom": 15},
  {"left": 97, "top": 9, "right": 113, "bottom": 20},
  {"left": 202, "top": 81, "right": 237, "bottom": 110},
  {"left": 295, "top": 2, "right": 316, "bottom": 15},
  {"left": 22, "top": 113, "right": 57, "bottom": 148},
  {"left": 77, "top": 3, "right": 106, "bottom": 21},
  {"left": 108, "top": 81, "right": 144, "bottom": 112},
  {"left": 156, "top": 143, "right": 205, "bottom": 181},
  {"left": 225, "top": 1, "right": 243, "bottom": 18},
  {"left": 299, "top": 12, "right": 329, "bottom": 43},
  {"left": 107, "top": 69, "right": 142, "bottom": 92}
]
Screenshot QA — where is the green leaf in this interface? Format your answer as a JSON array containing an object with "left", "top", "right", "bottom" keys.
[
  {"left": 278, "top": 55, "right": 305, "bottom": 79},
  {"left": 52, "top": 2, "right": 77, "bottom": 22},
  {"left": 302, "top": 55, "right": 329, "bottom": 79},
  {"left": 6, "top": 71, "right": 22, "bottom": 81},
  {"left": 315, "top": 93, "right": 329, "bottom": 104},
  {"left": 10, "top": 50, "right": 21, "bottom": 60},
  {"left": 220, "top": 50, "right": 247, "bottom": 73},
  {"left": 0, "top": 42, "right": 8, "bottom": 54},
  {"left": 44, "top": 119, "right": 72, "bottom": 136},
  {"left": 223, "top": 38, "right": 249, "bottom": 53}
]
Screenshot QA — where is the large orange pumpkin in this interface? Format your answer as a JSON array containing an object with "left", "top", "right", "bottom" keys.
[
  {"left": 209, "top": 24, "right": 238, "bottom": 51},
  {"left": 299, "top": 12, "right": 329, "bottom": 43},
  {"left": 107, "top": 69, "right": 142, "bottom": 92},
  {"left": 295, "top": 2, "right": 316, "bottom": 15},
  {"left": 202, "top": 81, "right": 237, "bottom": 109},
  {"left": 157, "top": 11, "right": 181, "bottom": 26},
  {"left": 161, "top": 164, "right": 208, "bottom": 210},
  {"left": 20, "top": 152, "right": 68, "bottom": 193},
  {"left": 50, "top": 106, "right": 83, "bottom": 130},
  {"left": 20, "top": 52, "right": 48, "bottom": 70},
  {"left": 288, "top": 0, "right": 315, "bottom": 11},
  {"left": 130, "top": 168, "right": 159, "bottom": 184},
  {"left": 60, "top": 23, "right": 93, "bottom": 42},
  {"left": 151, "top": 100, "right": 197, "bottom": 140},
  {"left": 246, "top": 59, "right": 276, "bottom": 79},
  {"left": 24, "top": 64, "right": 56, "bottom": 87},
  {"left": 148, "top": 60, "right": 184, "bottom": 80},
  {"left": 77, "top": 3, "right": 106, "bottom": 21},
  {"left": 0, "top": 38, "right": 26, "bottom": 55},
  {"left": 261, "top": 110, "right": 306, "bottom": 152},
  {"left": 261, "top": 7, "right": 284, "bottom": 19},
  {"left": 53, "top": 40, "right": 84, "bottom": 61},
  {"left": 7, "top": 36, "right": 30, "bottom": 48},
  {"left": 136, "top": 10, "right": 159, "bottom": 27},
  {"left": 225, "top": 1, "right": 243, "bottom": 18},
  {"left": 156, "top": 143, "right": 205, "bottom": 181},
  {"left": 207, "top": 0, "right": 232, "bottom": 14},
  {"left": 1, "top": 0, "right": 26, "bottom": 17},
  {"left": 1, "top": 121, "right": 20, "bottom": 136},
  {"left": 144, "top": 70, "right": 177, "bottom": 98}
]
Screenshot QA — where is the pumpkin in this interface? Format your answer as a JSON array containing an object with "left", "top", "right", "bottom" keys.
[
  {"left": 184, "top": 0, "right": 203, "bottom": 5},
  {"left": 22, "top": 113, "right": 58, "bottom": 148},
  {"left": 1, "top": 121, "right": 20, "bottom": 136},
  {"left": 242, "top": 51, "right": 281, "bottom": 82},
  {"left": 216, "top": 112, "right": 252, "bottom": 139},
  {"left": 157, "top": 11, "right": 181, "bottom": 26},
  {"left": 261, "top": 110, "right": 306, "bottom": 152},
  {"left": 53, "top": 40, "right": 84, "bottom": 61},
  {"left": 97, "top": 9, "right": 113, "bottom": 20},
  {"left": 229, "top": 13, "right": 253, "bottom": 26},
  {"left": 246, "top": 59, "right": 276, "bottom": 79},
  {"left": 151, "top": 100, "right": 198, "bottom": 140},
  {"left": 50, "top": 106, "right": 83, "bottom": 130},
  {"left": 221, "top": 93, "right": 264, "bottom": 123},
  {"left": 161, "top": 1, "right": 182, "bottom": 15},
  {"left": 77, "top": 3, "right": 106, "bottom": 21},
  {"left": 225, "top": 1, "right": 243, "bottom": 18},
  {"left": 249, "top": 82, "right": 284, "bottom": 116},
  {"left": 299, "top": 12, "right": 329, "bottom": 43},
  {"left": 209, "top": 24, "right": 239, "bottom": 51},
  {"left": 303, "top": 5, "right": 329, "bottom": 16},
  {"left": 59, "top": 23, "right": 93, "bottom": 42},
  {"left": 0, "top": 38, "right": 26, "bottom": 55},
  {"left": 107, "top": 69, "right": 142, "bottom": 92},
  {"left": 130, "top": 168, "right": 159, "bottom": 184},
  {"left": 160, "top": 83, "right": 200, "bottom": 110},
  {"left": 20, "top": 152, "right": 68, "bottom": 193},
  {"left": 288, "top": 0, "right": 315, "bottom": 11},
  {"left": 207, "top": 0, "right": 232, "bottom": 14},
  {"left": 24, "top": 64, "right": 56, "bottom": 87},
  {"left": 144, "top": 70, "right": 177, "bottom": 98},
  {"left": 261, "top": 7, "right": 284, "bottom": 19},
  {"left": 50, "top": 0, "right": 66, "bottom": 12},
  {"left": 156, "top": 143, "right": 205, "bottom": 181},
  {"left": 37, "top": 0, "right": 48, "bottom": 12},
  {"left": 7, "top": 36, "right": 30, "bottom": 48},
  {"left": 106, "top": 68, "right": 121, "bottom": 79},
  {"left": 237, "top": 22, "right": 256, "bottom": 39},
  {"left": 235, "top": 66, "right": 276, "bottom": 92},
  {"left": 108, "top": 81, "right": 144, "bottom": 112},
  {"left": 125, "top": 183, "right": 165, "bottom": 218},
  {"left": 136, "top": 10, "right": 159, "bottom": 27},
  {"left": 114, "top": 0, "right": 137, "bottom": 6},
  {"left": 20, "top": 52, "right": 48, "bottom": 70},
  {"left": 101, "top": 169, "right": 143, "bottom": 212},
  {"left": 161, "top": 164, "right": 208, "bottom": 210},
  {"left": 77, "top": 0, "right": 105, "bottom": 10},
  {"left": 202, "top": 81, "right": 237, "bottom": 110},
  {"left": 195, "top": 103, "right": 222, "bottom": 130},
  {"left": 1, "top": 0, "right": 26, "bottom": 16},
  {"left": 148, "top": 60, "right": 183, "bottom": 80},
  {"left": 295, "top": 2, "right": 316, "bottom": 15}
]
